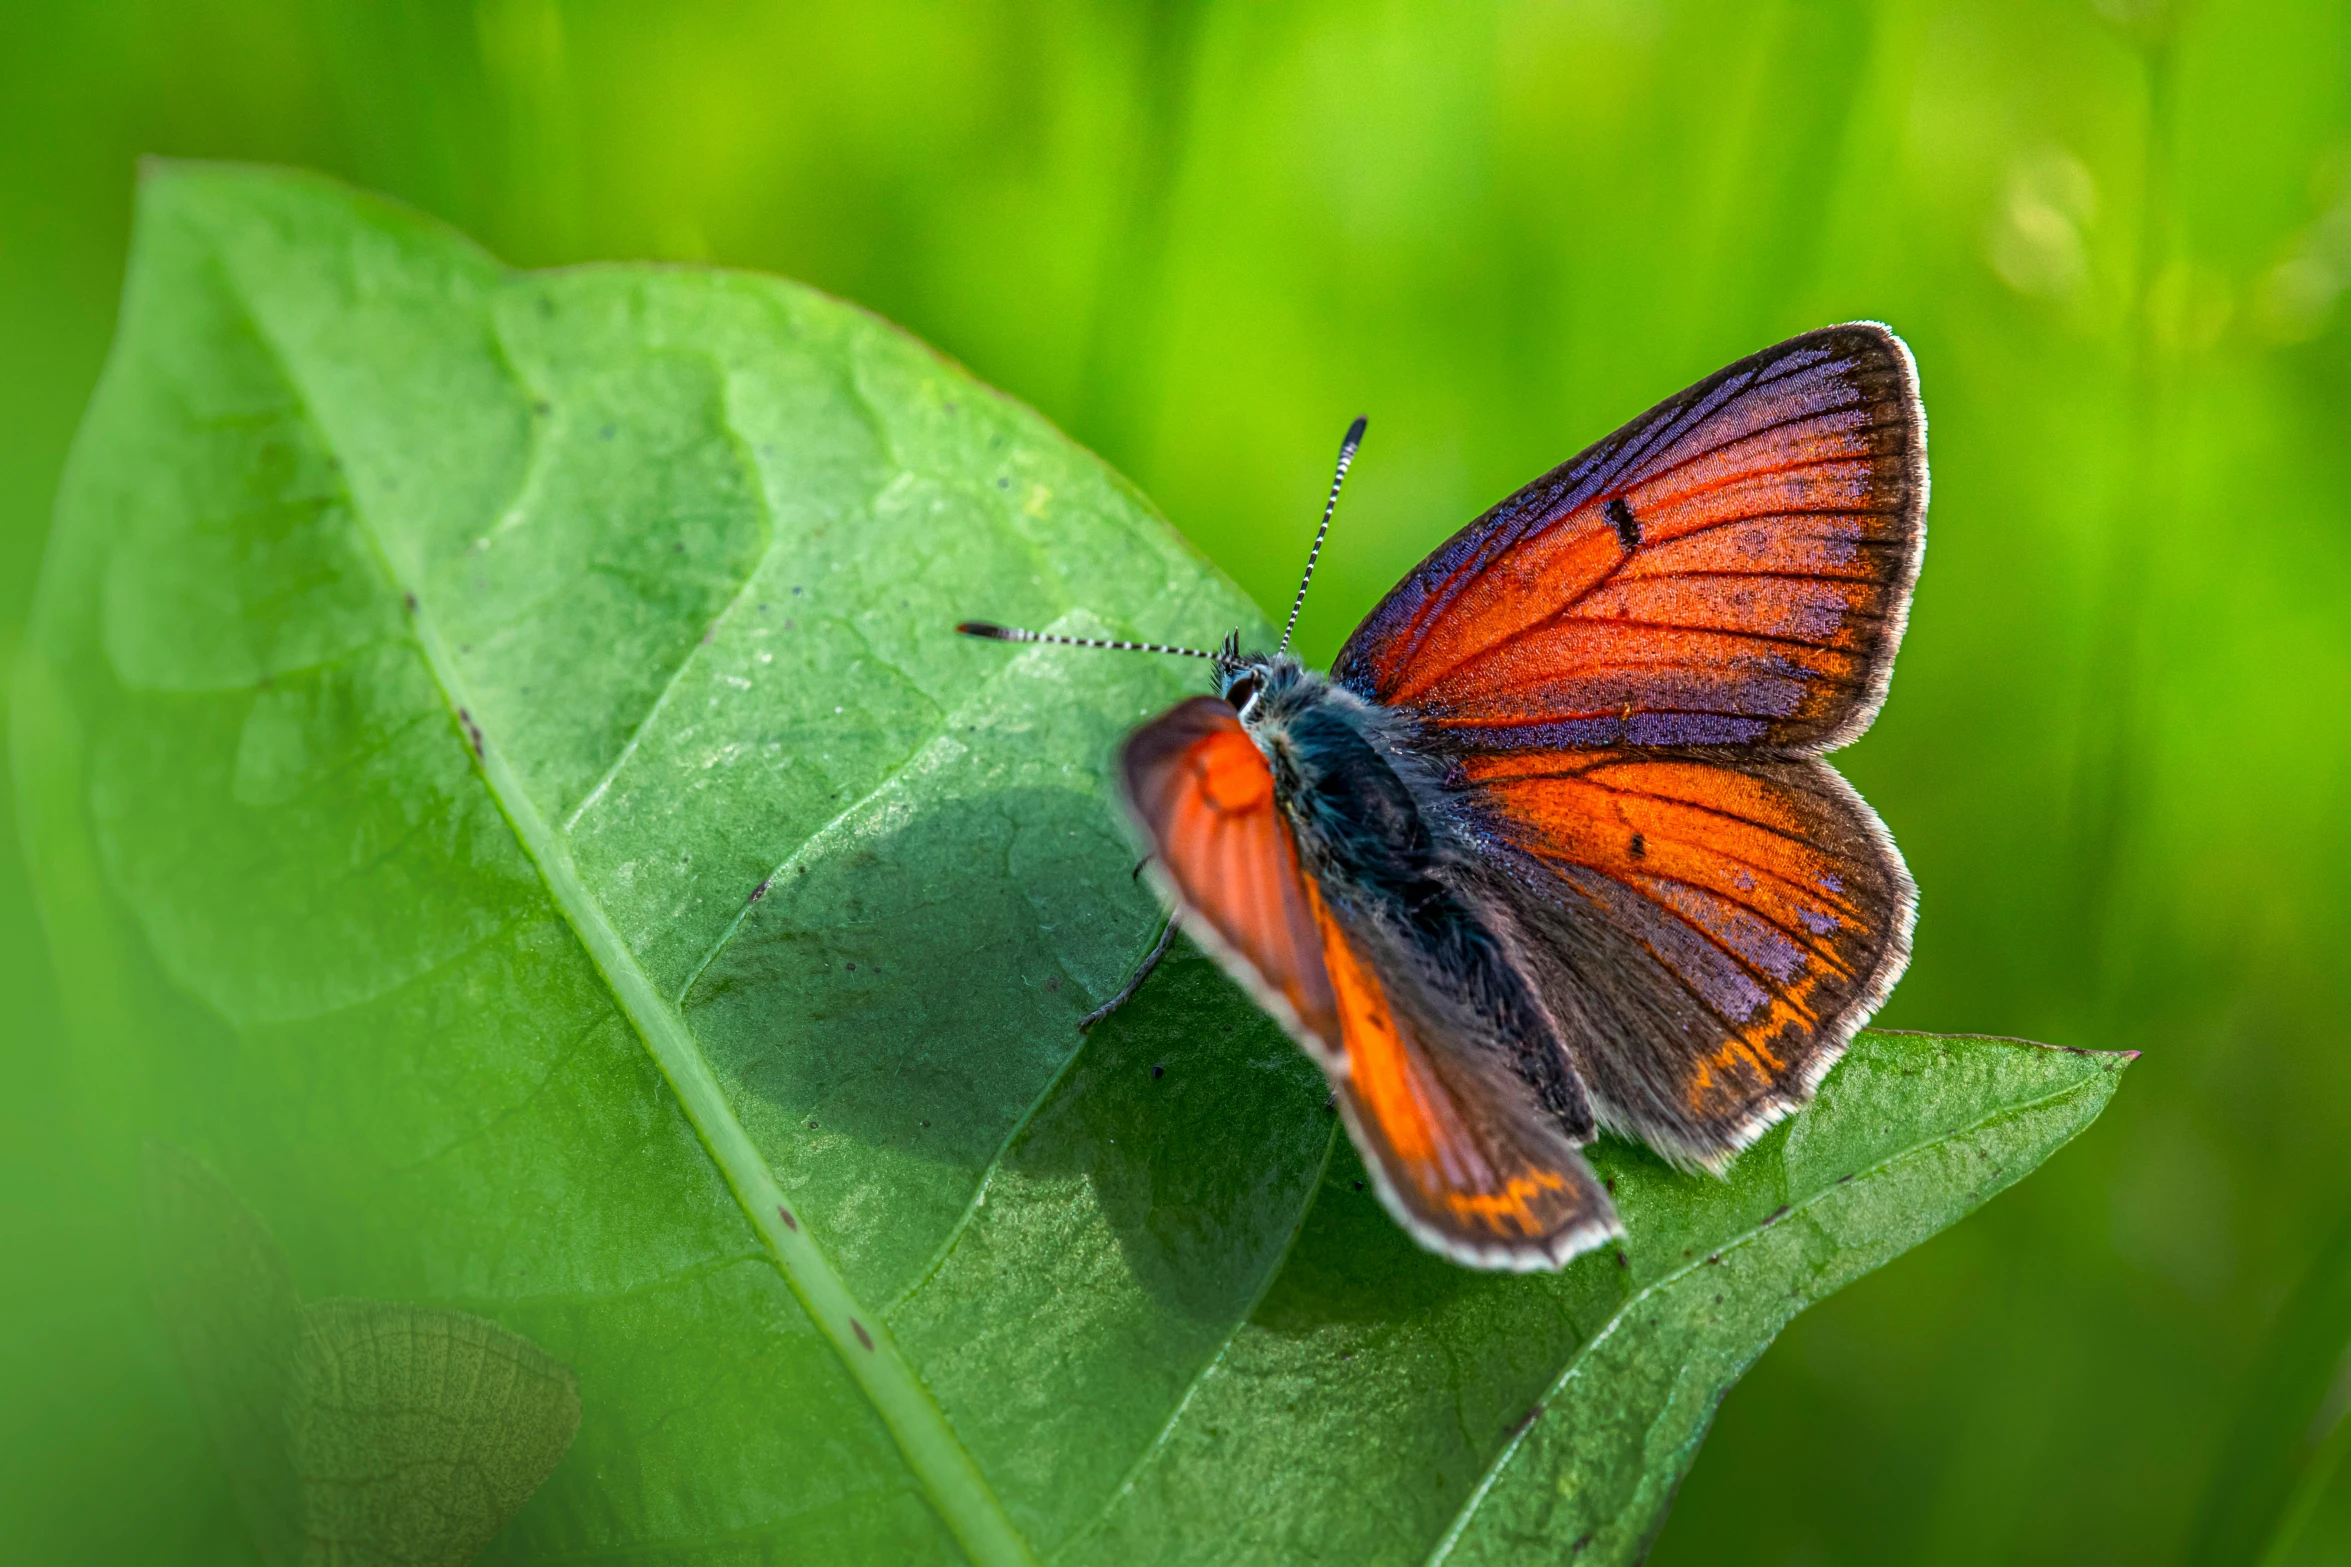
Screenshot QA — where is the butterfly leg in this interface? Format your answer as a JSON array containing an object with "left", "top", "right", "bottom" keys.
[{"left": 1079, "top": 912, "right": 1180, "bottom": 1031}]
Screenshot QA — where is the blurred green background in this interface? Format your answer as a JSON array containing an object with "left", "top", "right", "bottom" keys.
[{"left": 5, "top": 2, "right": 2349, "bottom": 1562}]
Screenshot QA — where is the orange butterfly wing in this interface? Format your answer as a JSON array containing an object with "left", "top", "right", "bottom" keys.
[
  {"left": 1459, "top": 748, "right": 1915, "bottom": 1165},
  {"left": 1308, "top": 883, "right": 1619, "bottom": 1269},
  {"left": 1118, "top": 696, "right": 1340, "bottom": 1059},
  {"left": 1333, "top": 323, "right": 1924, "bottom": 755},
  {"left": 1119, "top": 698, "right": 1618, "bottom": 1268}
]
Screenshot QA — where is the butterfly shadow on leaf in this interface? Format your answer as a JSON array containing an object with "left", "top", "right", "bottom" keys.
[{"left": 686, "top": 782, "right": 1331, "bottom": 1309}]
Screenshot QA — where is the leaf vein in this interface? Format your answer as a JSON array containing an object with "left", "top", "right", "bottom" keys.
[{"left": 561, "top": 364, "right": 789, "bottom": 832}]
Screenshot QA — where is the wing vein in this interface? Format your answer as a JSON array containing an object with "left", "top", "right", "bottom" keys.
[{"left": 1418, "top": 611, "right": 1883, "bottom": 707}]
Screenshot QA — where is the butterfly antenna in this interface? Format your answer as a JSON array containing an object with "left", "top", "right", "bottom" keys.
[
  {"left": 956, "top": 621, "right": 1219, "bottom": 660},
  {"left": 1278, "top": 414, "right": 1368, "bottom": 657}
]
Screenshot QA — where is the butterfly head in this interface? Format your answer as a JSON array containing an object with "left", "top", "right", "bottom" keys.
[
  {"left": 1213, "top": 630, "right": 1264, "bottom": 714},
  {"left": 1212, "top": 635, "right": 1310, "bottom": 724}
]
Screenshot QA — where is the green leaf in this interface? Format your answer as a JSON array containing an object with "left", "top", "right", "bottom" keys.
[
  {"left": 16, "top": 163, "right": 2128, "bottom": 1567},
  {"left": 144, "top": 1143, "right": 582, "bottom": 1567}
]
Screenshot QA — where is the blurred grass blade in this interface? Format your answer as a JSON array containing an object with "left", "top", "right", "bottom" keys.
[{"left": 2189, "top": 1212, "right": 2351, "bottom": 1567}]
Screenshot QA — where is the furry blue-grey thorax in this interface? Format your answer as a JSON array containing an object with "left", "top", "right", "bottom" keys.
[{"left": 1211, "top": 641, "right": 1448, "bottom": 905}]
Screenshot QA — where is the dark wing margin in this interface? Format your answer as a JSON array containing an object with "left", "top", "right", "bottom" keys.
[
  {"left": 1455, "top": 748, "right": 1916, "bottom": 1166},
  {"left": 1333, "top": 323, "right": 1927, "bottom": 757}
]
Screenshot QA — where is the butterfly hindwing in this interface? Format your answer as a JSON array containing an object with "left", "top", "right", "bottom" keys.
[
  {"left": 1455, "top": 747, "right": 1915, "bottom": 1165},
  {"left": 1308, "top": 884, "right": 1620, "bottom": 1270},
  {"left": 1118, "top": 697, "right": 1619, "bottom": 1267},
  {"left": 1333, "top": 323, "right": 1926, "bottom": 755}
]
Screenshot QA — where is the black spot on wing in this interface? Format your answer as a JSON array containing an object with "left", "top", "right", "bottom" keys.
[{"left": 1606, "top": 496, "right": 1640, "bottom": 553}]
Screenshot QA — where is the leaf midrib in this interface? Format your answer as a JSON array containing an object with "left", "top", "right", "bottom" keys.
[
  {"left": 224, "top": 255, "right": 1038, "bottom": 1567},
  {"left": 1422, "top": 1053, "right": 2118, "bottom": 1565}
]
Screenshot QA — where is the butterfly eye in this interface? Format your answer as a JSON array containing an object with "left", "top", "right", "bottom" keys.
[{"left": 1225, "top": 673, "right": 1262, "bottom": 712}]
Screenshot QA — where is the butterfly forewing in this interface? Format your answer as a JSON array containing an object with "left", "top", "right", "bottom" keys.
[
  {"left": 1333, "top": 323, "right": 1925, "bottom": 755},
  {"left": 1118, "top": 696, "right": 1340, "bottom": 1059}
]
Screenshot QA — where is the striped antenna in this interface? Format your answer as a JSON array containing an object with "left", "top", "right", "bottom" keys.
[
  {"left": 1278, "top": 415, "right": 1368, "bottom": 656},
  {"left": 956, "top": 621, "right": 1219, "bottom": 660}
]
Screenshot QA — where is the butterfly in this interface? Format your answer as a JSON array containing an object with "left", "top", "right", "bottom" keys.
[{"left": 960, "top": 324, "right": 1926, "bottom": 1271}]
